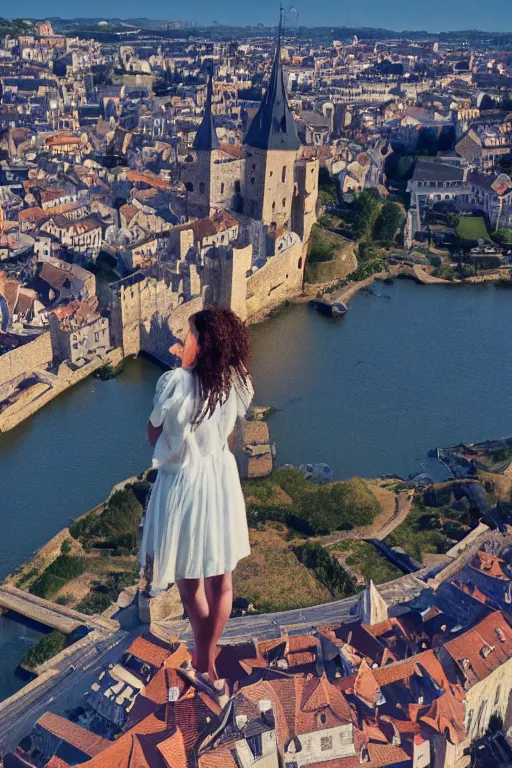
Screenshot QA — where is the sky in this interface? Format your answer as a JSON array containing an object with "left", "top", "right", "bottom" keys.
[{"left": 9, "top": 0, "right": 512, "bottom": 33}]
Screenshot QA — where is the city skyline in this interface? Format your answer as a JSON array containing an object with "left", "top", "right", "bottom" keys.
[{"left": 5, "top": 0, "right": 512, "bottom": 34}]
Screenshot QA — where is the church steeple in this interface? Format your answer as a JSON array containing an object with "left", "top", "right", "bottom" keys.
[
  {"left": 243, "top": 8, "right": 299, "bottom": 151},
  {"left": 193, "top": 68, "right": 219, "bottom": 151}
]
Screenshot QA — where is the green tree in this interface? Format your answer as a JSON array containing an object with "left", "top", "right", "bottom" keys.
[
  {"left": 352, "top": 190, "right": 380, "bottom": 240},
  {"left": 492, "top": 228, "right": 512, "bottom": 245},
  {"left": 295, "top": 543, "right": 356, "bottom": 598},
  {"left": 22, "top": 631, "right": 67, "bottom": 669},
  {"left": 373, "top": 201, "right": 404, "bottom": 242}
]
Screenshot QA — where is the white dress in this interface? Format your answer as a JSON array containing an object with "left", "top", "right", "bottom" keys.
[{"left": 139, "top": 366, "right": 253, "bottom": 594}]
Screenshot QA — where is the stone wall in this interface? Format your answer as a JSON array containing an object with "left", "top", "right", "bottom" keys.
[
  {"left": 0, "top": 332, "right": 53, "bottom": 387},
  {"left": 182, "top": 149, "right": 241, "bottom": 218},
  {"left": 243, "top": 148, "right": 296, "bottom": 228},
  {"left": 246, "top": 234, "right": 303, "bottom": 320},
  {"left": 110, "top": 268, "right": 182, "bottom": 358},
  {"left": 0, "top": 349, "right": 123, "bottom": 433}
]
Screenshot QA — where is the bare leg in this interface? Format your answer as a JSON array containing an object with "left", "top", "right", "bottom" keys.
[
  {"left": 176, "top": 578, "right": 210, "bottom": 673},
  {"left": 203, "top": 572, "right": 233, "bottom": 680}
]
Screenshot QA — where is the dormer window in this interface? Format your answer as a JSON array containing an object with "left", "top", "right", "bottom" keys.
[{"left": 480, "top": 644, "right": 493, "bottom": 659}]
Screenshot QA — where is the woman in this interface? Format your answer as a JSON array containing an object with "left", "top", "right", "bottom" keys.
[{"left": 140, "top": 307, "right": 253, "bottom": 681}]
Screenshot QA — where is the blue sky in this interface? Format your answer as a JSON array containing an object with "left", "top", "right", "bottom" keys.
[{"left": 10, "top": 0, "right": 512, "bottom": 32}]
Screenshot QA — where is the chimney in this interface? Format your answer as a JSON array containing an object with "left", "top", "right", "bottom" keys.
[{"left": 259, "top": 699, "right": 273, "bottom": 714}]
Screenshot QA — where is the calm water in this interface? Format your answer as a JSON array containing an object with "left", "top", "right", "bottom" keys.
[
  {"left": 251, "top": 280, "right": 512, "bottom": 480},
  {"left": 0, "top": 614, "right": 49, "bottom": 699},
  {"left": 1, "top": 279, "right": 512, "bottom": 696}
]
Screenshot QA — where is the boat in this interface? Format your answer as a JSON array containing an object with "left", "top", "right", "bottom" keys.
[{"left": 308, "top": 299, "right": 348, "bottom": 318}]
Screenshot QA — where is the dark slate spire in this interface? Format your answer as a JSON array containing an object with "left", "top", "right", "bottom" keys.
[
  {"left": 243, "top": 8, "right": 299, "bottom": 151},
  {"left": 193, "top": 68, "right": 219, "bottom": 150}
]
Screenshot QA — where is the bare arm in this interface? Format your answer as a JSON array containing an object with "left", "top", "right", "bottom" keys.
[{"left": 147, "top": 421, "right": 163, "bottom": 447}]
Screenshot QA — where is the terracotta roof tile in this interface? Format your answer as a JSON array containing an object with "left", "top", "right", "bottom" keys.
[
  {"left": 46, "top": 757, "right": 70, "bottom": 768},
  {"left": 156, "top": 728, "right": 187, "bottom": 768},
  {"left": 472, "top": 551, "right": 509, "bottom": 580},
  {"left": 442, "top": 611, "right": 512, "bottom": 686},
  {"left": 353, "top": 659, "right": 382, "bottom": 708},
  {"left": 198, "top": 744, "right": 238, "bottom": 768},
  {"left": 37, "top": 713, "right": 110, "bottom": 757},
  {"left": 126, "top": 636, "right": 170, "bottom": 668}
]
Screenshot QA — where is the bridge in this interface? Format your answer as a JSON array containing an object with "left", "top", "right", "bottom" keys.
[{"left": 0, "top": 585, "right": 119, "bottom": 635}]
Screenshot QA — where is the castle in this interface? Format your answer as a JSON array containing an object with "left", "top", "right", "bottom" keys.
[{"left": 110, "top": 26, "right": 318, "bottom": 363}]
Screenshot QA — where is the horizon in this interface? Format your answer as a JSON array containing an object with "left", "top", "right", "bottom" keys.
[{"left": 5, "top": 2, "right": 512, "bottom": 35}]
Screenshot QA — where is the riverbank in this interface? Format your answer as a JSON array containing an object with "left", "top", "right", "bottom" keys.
[{"left": 0, "top": 348, "right": 124, "bottom": 433}]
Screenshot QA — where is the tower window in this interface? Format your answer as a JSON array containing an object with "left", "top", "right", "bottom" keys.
[
  {"left": 220, "top": 182, "right": 225, "bottom": 194},
  {"left": 282, "top": 166, "right": 287, "bottom": 183},
  {"left": 282, "top": 198, "right": 286, "bottom": 208},
  {"left": 185, "top": 181, "right": 194, "bottom": 192},
  {"left": 199, "top": 182, "right": 205, "bottom": 193},
  {"left": 252, "top": 163, "right": 256, "bottom": 171},
  {"left": 272, "top": 201, "right": 276, "bottom": 211},
  {"left": 298, "top": 257, "right": 303, "bottom": 269}
]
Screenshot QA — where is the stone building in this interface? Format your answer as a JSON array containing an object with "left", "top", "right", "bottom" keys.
[{"left": 49, "top": 297, "right": 110, "bottom": 366}]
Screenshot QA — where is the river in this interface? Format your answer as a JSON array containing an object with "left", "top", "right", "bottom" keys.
[{"left": 1, "top": 278, "right": 512, "bottom": 696}]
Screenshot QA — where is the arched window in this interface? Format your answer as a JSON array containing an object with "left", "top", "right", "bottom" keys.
[
  {"left": 298, "top": 257, "right": 303, "bottom": 269},
  {"left": 220, "top": 182, "right": 225, "bottom": 194},
  {"left": 282, "top": 198, "right": 286, "bottom": 208},
  {"left": 185, "top": 181, "right": 194, "bottom": 192},
  {"left": 282, "top": 166, "right": 287, "bottom": 183}
]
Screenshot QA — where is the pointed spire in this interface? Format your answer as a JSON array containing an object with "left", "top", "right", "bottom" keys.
[
  {"left": 193, "top": 67, "right": 219, "bottom": 151},
  {"left": 357, "top": 580, "right": 389, "bottom": 626},
  {"left": 243, "top": 7, "right": 299, "bottom": 151}
]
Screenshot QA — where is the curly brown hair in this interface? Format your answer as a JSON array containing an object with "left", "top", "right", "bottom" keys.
[{"left": 190, "top": 307, "right": 252, "bottom": 426}]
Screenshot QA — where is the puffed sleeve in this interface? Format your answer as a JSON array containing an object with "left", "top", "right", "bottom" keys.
[{"left": 149, "top": 368, "right": 190, "bottom": 427}]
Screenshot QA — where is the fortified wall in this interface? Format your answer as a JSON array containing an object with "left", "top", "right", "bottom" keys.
[{"left": 0, "top": 333, "right": 53, "bottom": 387}]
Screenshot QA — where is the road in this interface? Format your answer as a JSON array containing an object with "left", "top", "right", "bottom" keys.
[
  {"left": 153, "top": 570, "right": 428, "bottom": 648},
  {"left": 0, "top": 629, "right": 138, "bottom": 754}
]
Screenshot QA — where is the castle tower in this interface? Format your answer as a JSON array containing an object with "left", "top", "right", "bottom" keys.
[
  {"left": 356, "top": 580, "right": 389, "bottom": 626},
  {"left": 242, "top": 11, "right": 299, "bottom": 229},
  {"left": 182, "top": 71, "right": 242, "bottom": 218},
  {"left": 183, "top": 70, "right": 219, "bottom": 219}
]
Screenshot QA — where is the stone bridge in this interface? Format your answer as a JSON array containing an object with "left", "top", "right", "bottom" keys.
[{"left": 0, "top": 585, "right": 119, "bottom": 635}]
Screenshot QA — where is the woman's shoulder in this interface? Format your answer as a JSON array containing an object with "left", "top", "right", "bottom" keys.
[{"left": 155, "top": 367, "right": 194, "bottom": 397}]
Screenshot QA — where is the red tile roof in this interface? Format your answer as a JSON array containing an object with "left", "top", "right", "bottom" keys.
[
  {"left": 37, "top": 713, "right": 109, "bottom": 757},
  {"left": 126, "top": 636, "right": 170, "bottom": 668},
  {"left": 156, "top": 728, "right": 187, "bottom": 768},
  {"left": 442, "top": 611, "right": 512, "bottom": 686},
  {"left": 126, "top": 171, "right": 171, "bottom": 191},
  {"left": 472, "top": 551, "right": 509, "bottom": 580}
]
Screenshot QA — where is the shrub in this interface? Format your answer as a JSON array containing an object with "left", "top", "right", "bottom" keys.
[
  {"left": 29, "top": 555, "right": 86, "bottom": 599},
  {"left": 61, "top": 539, "right": 72, "bottom": 554},
  {"left": 76, "top": 568, "right": 139, "bottom": 615},
  {"left": 69, "top": 512, "right": 95, "bottom": 541},
  {"left": 21, "top": 631, "right": 66, "bottom": 669},
  {"left": 295, "top": 542, "right": 356, "bottom": 598}
]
